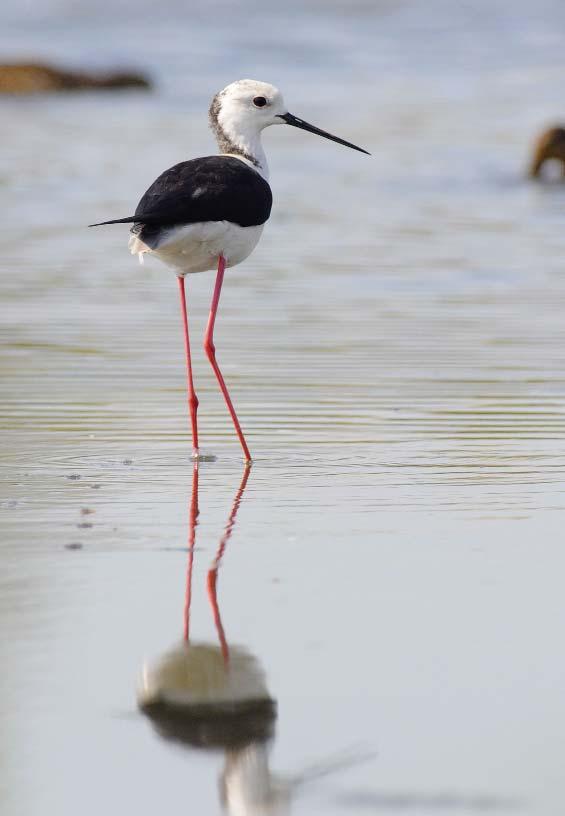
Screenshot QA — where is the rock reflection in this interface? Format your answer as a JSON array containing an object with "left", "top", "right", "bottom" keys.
[{"left": 138, "top": 463, "right": 286, "bottom": 814}]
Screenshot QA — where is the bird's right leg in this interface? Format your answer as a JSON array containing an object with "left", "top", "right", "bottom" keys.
[
  {"left": 203, "top": 255, "right": 251, "bottom": 462},
  {"left": 177, "top": 275, "right": 199, "bottom": 457}
]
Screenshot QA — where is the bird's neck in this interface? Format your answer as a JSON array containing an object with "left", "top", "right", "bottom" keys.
[{"left": 212, "top": 119, "right": 269, "bottom": 180}]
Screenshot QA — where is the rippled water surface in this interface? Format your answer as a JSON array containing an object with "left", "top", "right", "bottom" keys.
[{"left": 2, "top": 1, "right": 565, "bottom": 814}]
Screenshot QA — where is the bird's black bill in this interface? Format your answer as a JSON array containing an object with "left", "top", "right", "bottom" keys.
[{"left": 277, "top": 112, "right": 370, "bottom": 155}]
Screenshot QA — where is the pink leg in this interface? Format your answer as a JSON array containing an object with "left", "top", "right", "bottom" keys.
[
  {"left": 204, "top": 255, "right": 251, "bottom": 462},
  {"left": 177, "top": 275, "right": 199, "bottom": 457}
]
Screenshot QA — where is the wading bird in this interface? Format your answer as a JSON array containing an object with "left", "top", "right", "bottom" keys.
[{"left": 91, "top": 79, "right": 369, "bottom": 461}]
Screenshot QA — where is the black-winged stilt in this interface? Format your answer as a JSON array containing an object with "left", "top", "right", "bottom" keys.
[{"left": 91, "top": 79, "right": 369, "bottom": 461}]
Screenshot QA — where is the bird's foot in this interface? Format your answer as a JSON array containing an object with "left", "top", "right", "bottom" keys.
[{"left": 191, "top": 448, "right": 217, "bottom": 463}]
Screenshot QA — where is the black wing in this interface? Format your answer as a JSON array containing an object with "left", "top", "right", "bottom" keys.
[{"left": 90, "top": 156, "right": 272, "bottom": 229}]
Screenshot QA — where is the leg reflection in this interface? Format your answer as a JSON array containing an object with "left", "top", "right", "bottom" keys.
[
  {"left": 138, "top": 463, "right": 275, "bottom": 750},
  {"left": 183, "top": 461, "right": 199, "bottom": 643},
  {"left": 207, "top": 464, "right": 252, "bottom": 666}
]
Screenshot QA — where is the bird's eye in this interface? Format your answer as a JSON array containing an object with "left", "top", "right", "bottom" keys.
[{"left": 253, "top": 96, "right": 267, "bottom": 108}]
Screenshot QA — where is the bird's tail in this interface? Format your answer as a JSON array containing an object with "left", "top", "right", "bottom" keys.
[{"left": 88, "top": 216, "right": 138, "bottom": 227}]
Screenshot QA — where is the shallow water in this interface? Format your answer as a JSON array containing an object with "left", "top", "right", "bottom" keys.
[{"left": 2, "top": 1, "right": 565, "bottom": 814}]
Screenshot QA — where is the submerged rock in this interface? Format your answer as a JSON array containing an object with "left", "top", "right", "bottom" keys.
[
  {"left": 529, "top": 125, "right": 565, "bottom": 179},
  {"left": 0, "top": 62, "right": 151, "bottom": 94}
]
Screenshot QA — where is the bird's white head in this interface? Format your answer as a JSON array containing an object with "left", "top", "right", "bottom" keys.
[
  {"left": 211, "top": 80, "right": 286, "bottom": 133},
  {"left": 209, "top": 80, "right": 285, "bottom": 178},
  {"left": 209, "top": 78, "right": 369, "bottom": 179}
]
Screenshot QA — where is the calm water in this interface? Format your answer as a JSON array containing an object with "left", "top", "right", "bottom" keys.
[{"left": 2, "top": 1, "right": 565, "bottom": 814}]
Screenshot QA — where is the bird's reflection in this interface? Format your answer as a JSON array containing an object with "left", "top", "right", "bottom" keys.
[
  {"left": 138, "top": 463, "right": 286, "bottom": 814},
  {"left": 138, "top": 464, "right": 368, "bottom": 815}
]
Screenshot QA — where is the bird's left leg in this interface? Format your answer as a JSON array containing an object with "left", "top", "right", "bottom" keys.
[
  {"left": 177, "top": 275, "right": 199, "bottom": 457},
  {"left": 203, "top": 255, "right": 251, "bottom": 462}
]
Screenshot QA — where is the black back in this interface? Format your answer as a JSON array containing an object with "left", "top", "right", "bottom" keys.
[
  {"left": 137, "top": 155, "right": 273, "bottom": 227},
  {"left": 89, "top": 156, "right": 273, "bottom": 239}
]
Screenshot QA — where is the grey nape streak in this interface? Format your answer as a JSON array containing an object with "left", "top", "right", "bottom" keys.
[{"left": 209, "top": 93, "right": 260, "bottom": 168}]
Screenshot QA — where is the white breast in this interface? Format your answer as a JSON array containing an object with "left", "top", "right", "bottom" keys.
[{"left": 129, "top": 220, "right": 264, "bottom": 275}]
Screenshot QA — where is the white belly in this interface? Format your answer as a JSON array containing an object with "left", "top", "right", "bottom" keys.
[{"left": 128, "top": 220, "right": 264, "bottom": 274}]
